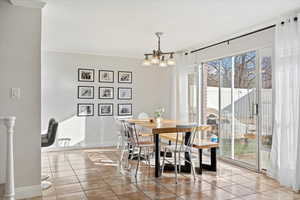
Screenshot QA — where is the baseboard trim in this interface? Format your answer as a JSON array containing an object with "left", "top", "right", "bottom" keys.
[
  {"left": 43, "top": 144, "right": 117, "bottom": 152},
  {"left": 43, "top": 144, "right": 116, "bottom": 152},
  {"left": 15, "top": 184, "right": 41, "bottom": 199}
]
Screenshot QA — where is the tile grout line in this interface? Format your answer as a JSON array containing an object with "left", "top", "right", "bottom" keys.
[
  {"left": 46, "top": 152, "right": 59, "bottom": 200},
  {"left": 65, "top": 151, "right": 88, "bottom": 199}
]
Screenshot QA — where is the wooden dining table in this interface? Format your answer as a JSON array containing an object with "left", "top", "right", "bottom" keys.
[{"left": 127, "top": 119, "right": 214, "bottom": 177}]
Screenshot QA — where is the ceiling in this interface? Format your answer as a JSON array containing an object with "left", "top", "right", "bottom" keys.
[{"left": 42, "top": 0, "right": 300, "bottom": 58}]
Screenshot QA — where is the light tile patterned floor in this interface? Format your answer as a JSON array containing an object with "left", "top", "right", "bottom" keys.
[{"left": 26, "top": 148, "right": 300, "bottom": 200}]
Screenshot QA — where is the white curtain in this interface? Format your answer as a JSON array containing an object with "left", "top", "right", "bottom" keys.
[
  {"left": 270, "top": 13, "right": 300, "bottom": 192},
  {"left": 172, "top": 53, "right": 200, "bottom": 121}
]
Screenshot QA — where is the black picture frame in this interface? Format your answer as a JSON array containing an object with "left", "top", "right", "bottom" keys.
[
  {"left": 118, "top": 71, "right": 132, "bottom": 84},
  {"left": 77, "top": 103, "right": 94, "bottom": 117},
  {"left": 118, "top": 103, "right": 132, "bottom": 116},
  {"left": 99, "top": 87, "right": 114, "bottom": 99},
  {"left": 98, "top": 103, "right": 114, "bottom": 116},
  {"left": 77, "top": 86, "right": 94, "bottom": 99},
  {"left": 118, "top": 87, "right": 132, "bottom": 100},
  {"left": 78, "top": 68, "right": 95, "bottom": 82},
  {"left": 99, "top": 70, "right": 114, "bottom": 83}
]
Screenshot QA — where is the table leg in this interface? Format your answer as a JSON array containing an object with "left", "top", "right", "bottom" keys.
[
  {"left": 196, "top": 147, "right": 217, "bottom": 174},
  {"left": 211, "top": 147, "right": 217, "bottom": 171},
  {"left": 184, "top": 132, "right": 191, "bottom": 172},
  {"left": 154, "top": 134, "right": 161, "bottom": 177},
  {"left": 198, "top": 149, "right": 203, "bottom": 174}
]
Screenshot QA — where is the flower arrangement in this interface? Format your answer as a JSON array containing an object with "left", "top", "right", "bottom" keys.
[{"left": 154, "top": 107, "right": 165, "bottom": 119}]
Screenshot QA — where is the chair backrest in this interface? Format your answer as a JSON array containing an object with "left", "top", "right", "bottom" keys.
[
  {"left": 47, "top": 118, "right": 56, "bottom": 137},
  {"left": 174, "top": 124, "right": 199, "bottom": 151},
  {"left": 125, "top": 122, "right": 140, "bottom": 146},
  {"left": 137, "top": 112, "right": 149, "bottom": 120},
  {"left": 47, "top": 122, "right": 58, "bottom": 146},
  {"left": 119, "top": 120, "right": 130, "bottom": 142},
  {"left": 42, "top": 119, "right": 59, "bottom": 147}
]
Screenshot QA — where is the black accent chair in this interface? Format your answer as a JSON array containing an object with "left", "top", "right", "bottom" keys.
[
  {"left": 42, "top": 118, "right": 58, "bottom": 147},
  {"left": 41, "top": 118, "right": 58, "bottom": 190}
]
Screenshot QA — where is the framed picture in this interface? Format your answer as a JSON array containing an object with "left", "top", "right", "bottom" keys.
[
  {"left": 98, "top": 103, "right": 114, "bottom": 116},
  {"left": 78, "top": 68, "right": 94, "bottom": 82},
  {"left": 118, "top": 71, "right": 132, "bottom": 83},
  {"left": 99, "top": 87, "right": 114, "bottom": 99},
  {"left": 99, "top": 70, "right": 114, "bottom": 83},
  {"left": 118, "top": 87, "right": 132, "bottom": 100},
  {"left": 77, "top": 103, "right": 94, "bottom": 117},
  {"left": 118, "top": 103, "right": 132, "bottom": 116},
  {"left": 78, "top": 86, "right": 94, "bottom": 99}
]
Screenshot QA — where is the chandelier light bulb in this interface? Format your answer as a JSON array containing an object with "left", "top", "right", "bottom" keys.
[
  {"left": 142, "top": 55, "right": 151, "bottom": 66},
  {"left": 151, "top": 57, "right": 159, "bottom": 65},
  {"left": 159, "top": 56, "right": 167, "bottom": 67},
  {"left": 167, "top": 59, "right": 175, "bottom": 66},
  {"left": 151, "top": 56, "right": 159, "bottom": 65},
  {"left": 167, "top": 53, "right": 176, "bottom": 66},
  {"left": 150, "top": 50, "right": 159, "bottom": 64}
]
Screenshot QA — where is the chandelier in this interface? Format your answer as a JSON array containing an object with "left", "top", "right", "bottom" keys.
[{"left": 142, "top": 32, "right": 176, "bottom": 67}]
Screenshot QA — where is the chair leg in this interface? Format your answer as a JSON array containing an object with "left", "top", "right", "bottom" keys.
[
  {"left": 189, "top": 151, "right": 196, "bottom": 182},
  {"left": 161, "top": 148, "right": 167, "bottom": 175},
  {"left": 125, "top": 150, "right": 130, "bottom": 169},
  {"left": 135, "top": 147, "right": 142, "bottom": 177},
  {"left": 147, "top": 148, "right": 151, "bottom": 168},
  {"left": 191, "top": 161, "right": 196, "bottom": 182},
  {"left": 127, "top": 146, "right": 134, "bottom": 169},
  {"left": 117, "top": 135, "right": 121, "bottom": 149},
  {"left": 174, "top": 151, "right": 178, "bottom": 184},
  {"left": 178, "top": 152, "right": 181, "bottom": 173},
  {"left": 143, "top": 148, "right": 149, "bottom": 167},
  {"left": 120, "top": 147, "right": 125, "bottom": 163},
  {"left": 129, "top": 145, "right": 134, "bottom": 160}
]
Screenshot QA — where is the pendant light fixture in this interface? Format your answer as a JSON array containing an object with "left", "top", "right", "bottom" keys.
[{"left": 142, "top": 32, "right": 176, "bottom": 67}]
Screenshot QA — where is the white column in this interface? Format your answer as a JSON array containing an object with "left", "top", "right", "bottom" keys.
[{"left": 0, "top": 117, "right": 16, "bottom": 200}]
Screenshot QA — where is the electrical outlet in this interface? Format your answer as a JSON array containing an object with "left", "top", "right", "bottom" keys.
[{"left": 11, "top": 88, "right": 20, "bottom": 99}]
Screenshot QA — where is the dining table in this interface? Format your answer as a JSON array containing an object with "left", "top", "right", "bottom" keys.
[{"left": 127, "top": 118, "right": 214, "bottom": 177}]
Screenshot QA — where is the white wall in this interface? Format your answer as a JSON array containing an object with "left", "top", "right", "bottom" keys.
[
  {"left": 0, "top": 0, "right": 41, "bottom": 197},
  {"left": 42, "top": 51, "right": 172, "bottom": 148}
]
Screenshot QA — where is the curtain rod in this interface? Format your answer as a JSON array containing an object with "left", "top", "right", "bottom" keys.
[
  {"left": 189, "top": 24, "right": 275, "bottom": 54},
  {"left": 189, "top": 17, "right": 298, "bottom": 54}
]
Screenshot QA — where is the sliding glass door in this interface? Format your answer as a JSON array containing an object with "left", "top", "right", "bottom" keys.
[
  {"left": 201, "top": 49, "right": 272, "bottom": 170},
  {"left": 232, "top": 51, "right": 258, "bottom": 166}
]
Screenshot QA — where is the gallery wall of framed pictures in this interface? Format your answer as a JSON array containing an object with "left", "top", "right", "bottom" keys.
[{"left": 77, "top": 68, "right": 133, "bottom": 117}]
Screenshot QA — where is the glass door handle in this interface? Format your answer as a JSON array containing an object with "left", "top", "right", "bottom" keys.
[
  {"left": 252, "top": 103, "right": 259, "bottom": 115},
  {"left": 256, "top": 104, "right": 259, "bottom": 115}
]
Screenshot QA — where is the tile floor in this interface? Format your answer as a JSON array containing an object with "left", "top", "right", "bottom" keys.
[{"left": 26, "top": 148, "right": 300, "bottom": 200}]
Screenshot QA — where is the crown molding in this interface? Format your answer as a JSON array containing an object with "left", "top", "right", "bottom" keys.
[{"left": 9, "top": 0, "right": 47, "bottom": 8}]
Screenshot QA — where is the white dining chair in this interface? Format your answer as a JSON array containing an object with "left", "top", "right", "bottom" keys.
[
  {"left": 125, "top": 122, "right": 154, "bottom": 177},
  {"left": 114, "top": 116, "right": 133, "bottom": 149},
  {"left": 161, "top": 125, "right": 198, "bottom": 183}
]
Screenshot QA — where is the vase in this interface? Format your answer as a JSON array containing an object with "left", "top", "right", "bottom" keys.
[{"left": 155, "top": 117, "right": 162, "bottom": 123}]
